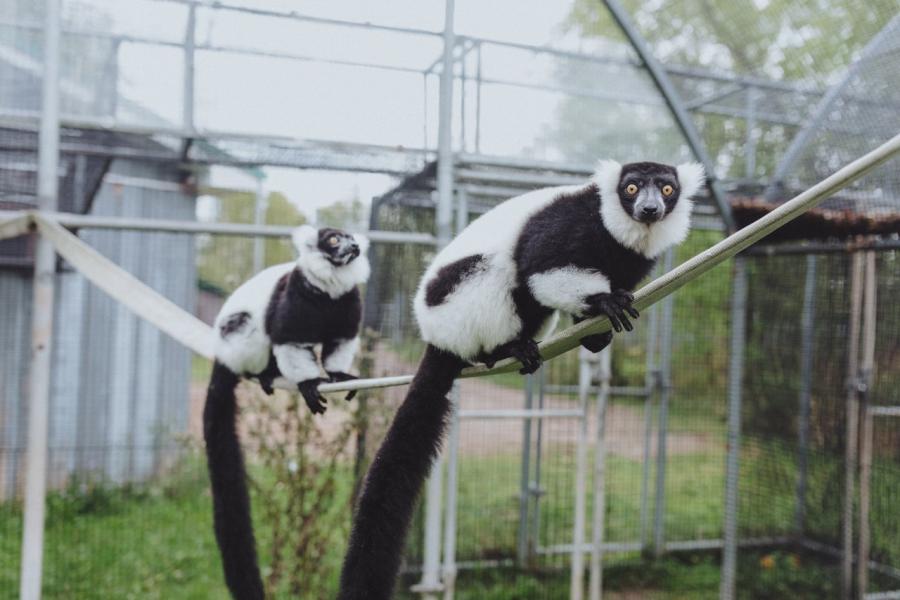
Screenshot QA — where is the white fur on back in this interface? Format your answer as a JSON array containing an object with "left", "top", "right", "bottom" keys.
[
  {"left": 413, "top": 185, "right": 577, "bottom": 359},
  {"left": 528, "top": 267, "right": 611, "bottom": 316},
  {"left": 213, "top": 262, "right": 295, "bottom": 374},
  {"left": 594, "top": 160, "right": 703, "bottom": 259}
]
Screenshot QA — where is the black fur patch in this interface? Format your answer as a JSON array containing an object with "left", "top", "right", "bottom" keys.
[
  {"left": 424, "top": 254, "right": 486, "bottom": 307},
  {"left": 514, "top": 183, "right": 656, "bottom": 323},
  {"left": 219, "top": 311, "right": 251, "bottom": 337},
  {"left": 264, "top": 269, "right": 362, "bottom": 346}
]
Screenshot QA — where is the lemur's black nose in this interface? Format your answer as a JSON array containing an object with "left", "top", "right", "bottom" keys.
[{"left": 641, "top": 205, "right": 659, "bottom": 216}]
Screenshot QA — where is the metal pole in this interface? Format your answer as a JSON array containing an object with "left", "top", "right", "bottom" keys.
[
  {"left": 857, "top": 252, "right": 877, "bottom": 599},
  {"left": 653, "top": 249, "right": 675, "bottom": 556},
  {"left": 602, "top": 0, "right": 735, "bottom": 231},
  {"left": 517, "top": 373, "right": 535, "bottom": 566},
  {"left": 795, "top": 255, "right": 817, "bottom": 534},
  {"left": 21, "top": 1, "right": 61, "bottom": 598},
  {"left": 570, "top": 350, "right": 595, "bottom": 600},
  {"left": 417, "top": 2, "right": 455, "bottom": 593},
  {"left": 843, "top": 252, "right": 865, "bottom": 600},
  {"left": 640, "top": 265, "right": 662, "bottom": 550},
  {"left": 442, "top": 384, "right": 461, "bottom": 600},
  {"left": 183, "top": 2, "right": 196, "bottom": 133},
  {"left": 589, "top": 347, "right": 612, "bottom": 600},
  {"left": 475, "top": 42, "right": 482, "bottom": 154},
  {"left": 744, "top": 85, "right": 758, "bottom": 180},
  {"left": 459, "top": 40, "right": 466, "bottom": 153},
  {"left": 720, "top": 257, "right": 748, "bottom": 600},
  {"left": 252, "top": 177, "right": 267, "bottom": 274},
  {"left": 531, "top": 366, "right": 545, "bottom": 549}
]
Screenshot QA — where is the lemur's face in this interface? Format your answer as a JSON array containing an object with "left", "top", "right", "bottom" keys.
[
  {"left": 317, "top": 228, "right": 361, "bottom": 266},
  {"left": 617, "top": 162, "right": 681, "bottom": 225}
]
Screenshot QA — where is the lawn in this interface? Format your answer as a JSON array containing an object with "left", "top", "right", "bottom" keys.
[{"left": 3, "top": 433, "right": 896, "bottom": 599}]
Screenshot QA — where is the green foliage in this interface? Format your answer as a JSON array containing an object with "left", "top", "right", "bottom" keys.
[
  {"left": 317, "top": 196, "right": 368, "bottom": 231},
  {"left": 197, "top": 190, "right": 306, "bottom": 293}
]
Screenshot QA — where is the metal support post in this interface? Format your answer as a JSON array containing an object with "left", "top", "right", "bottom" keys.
[
  {"left": 182, "top": 2, "right": 196, "bottom": 133},
  {"left": 442, "top": 384, "right": 461, "bottom": 600},
  {"left": 795, "top": 255, "right": 817, "bottom": 533},
  {"left": 474, "top": 42, "right": 482, "bottom": 154},
  {"left": 744, "top": 85, "right": 758, "bottom": 180},
  {"left": 653, "top": 249, "right": 675, "bottom": 556},
  {"left": 417, "top": 2, "right": 455, "bottom": 594},
  {"left": 857, "top": 252, "right": 877, "bottom": 598},
  {"left": 843, "top": 252, "right": 865, "bottom": 600},
  {"left": 252, "top": 177, "right": 267, "bottom": 274},
  {"left": 21, "top": 1, "right": 61, "bottom": 598},
  {"left": 531, "top": 367, "right": 546, "bottom": 547},
  {"left": 720, "top": 257, "right": 748, "bottom": 600},
  {"left": 570, "top": 349, "right": 595, "bottom": 599},
  {"left": 517, "top": 373, "right": 535, "bottom": 566},
  {"left": 640, "top": 264, "right": 662, "bottom": 549},
  {"left": 589, "top": 347, "right": 612, "bottom": 600}
]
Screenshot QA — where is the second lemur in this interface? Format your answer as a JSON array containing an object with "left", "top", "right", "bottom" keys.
[
  {"left": 205, "top": 225, "right": 369, "bottom": 600},
  {"left": 338, "top": 160, "right": 705, "bottom": 599}
]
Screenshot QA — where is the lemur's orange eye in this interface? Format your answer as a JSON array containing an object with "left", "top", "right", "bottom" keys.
[
  {"left": 328, "top": 236, "right": 339, "bottom": 247},
  {"left": 662, "top": 184, "right": 674, "bottom": 196},
  {"left": 625, "top": 183, "right": 638, "bottom": 195}
]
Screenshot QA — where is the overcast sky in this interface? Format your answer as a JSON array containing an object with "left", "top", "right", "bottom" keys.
[{"left": 73, "top": 0, "right": 583, "bottom": 221}]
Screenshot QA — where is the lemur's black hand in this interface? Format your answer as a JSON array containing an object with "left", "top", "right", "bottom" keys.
[
  {"left": 327, "top": 371, "right": 359, "bottom": 401},
  {"left": 584, "top": 289, "right": 640, "bottom": 333},
  {"left": 507, "top": 338, "right": 542, "bottom": 375},
  {"left": 298, "top": 378, "right": 329, "bottom": 415},
  {"left": 257, "top": 374, "right": 275, "bottom": 396}
]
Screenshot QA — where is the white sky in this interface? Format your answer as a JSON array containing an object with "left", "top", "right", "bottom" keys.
[{"left": 71, "top": 0, "right": 582, "bottom": 220}]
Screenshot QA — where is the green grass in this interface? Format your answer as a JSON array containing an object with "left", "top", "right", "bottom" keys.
[{"left": 3, "top": 438, "right": 897, "bottom": 598}]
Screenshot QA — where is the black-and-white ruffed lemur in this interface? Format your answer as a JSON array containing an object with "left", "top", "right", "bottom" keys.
[
  {"left": 204, "top": 225, "right": 369, "bottom": 600},
  {"left": 338, "top": 160, "right": 705, "bottom": 600}
]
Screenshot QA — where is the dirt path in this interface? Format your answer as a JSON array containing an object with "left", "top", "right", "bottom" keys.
[{"left": 188, "top": 345, "right": 717, "bottom": 461}]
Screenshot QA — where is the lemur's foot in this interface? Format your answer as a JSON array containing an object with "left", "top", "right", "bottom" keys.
[
  {"left": 298, "top": 378, "right": 329, "bottom": 415},
  {"left": 584, "top": 289, "right": 640, "bottom": 332},
  {"left": 257, "top": 375, "right": 275, "bottom": 396},
  {"left": 573, "top": 315, "right": 614, "bottom": 353},
  {"left": 327, "top": 371, "right": 358, "bottom": 401},
  {"left": 507, "top": 338, "right": 543, "bottom": 375}
]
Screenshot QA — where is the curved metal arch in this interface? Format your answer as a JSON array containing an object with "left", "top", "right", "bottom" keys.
[{"left": 603, "top": 0, "right": 736, "bottom": 232}]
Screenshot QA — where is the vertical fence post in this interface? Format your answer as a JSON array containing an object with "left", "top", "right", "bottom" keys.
[
  {"left": 416, "top": 2, "right": 455, "bottom": 595},
  {"left": 517, "top": 373, "right": 535, "bottom": 566},
  {"left": 653, "top": 249, "right": 675, "bottom": 556},
  {"left": 183, "top": 1, "right": 196, "bottom": 134},
  {"left": 441, "top": 384, "right": 461, "bottom": 600},
  {"left": 720, "top": 257, "right": 748, "bottom": 600},
  {"left": 640, "top": 264, "right": 662, "bottom": 550},
  {"left": 570, "top": 349, "right": 595, "bottom": 600},
  {"left": 856, "top": 252, "right": 877, "bottom": 598},
  {"left": 20, "top": 1, "right": 61, "bottom": 599},
  {"left": 842, "top": 252, "right": 865, "bottom": 600},
  {"left": 252, "top": 177, "right": 267, "bottom": 274},
  {"left": 531, "top": 367, "right": 546, "bottom": 548},
  {"left": 794, "top": 255, "right": 817, "bottom": 534},
  {"left": 589, "top": 347, "right": 612, "bottom": 600}
]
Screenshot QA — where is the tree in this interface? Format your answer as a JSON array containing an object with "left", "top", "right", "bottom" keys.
[{"left": 197, "top": 189, "right": 306, "bottom": 293}]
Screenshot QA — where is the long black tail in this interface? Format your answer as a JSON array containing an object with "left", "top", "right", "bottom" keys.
[
  {"left": 203, "top": 360, "right": 265, "bottom": 600},
  {"left": 338, "top": 345, "right": 465, "bottom": 600}
]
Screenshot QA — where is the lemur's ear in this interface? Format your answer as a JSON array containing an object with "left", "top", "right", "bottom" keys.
[
  {"left": 676, "top": 162, "right": 706, "bottom": 199},
  {"left": 594, "top": 159, "right": 622, "bottom": 192},
  {"left": 353, "top": 233, "right": 370, "bottom": 254},
  {"left": 291, "top": 224, "right": 318, "bottom": 253}
]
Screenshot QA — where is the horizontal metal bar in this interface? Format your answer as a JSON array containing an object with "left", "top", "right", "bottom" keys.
[
  {"left": 865, "top": 591, "right": 900, "bottom": 600},
  {"left": 870, "top": 406, "right": 900, "bottom": 417},
  {"left": 4, "top": 211, "right": 437, "bottom": 245},
  {"left": 665, "top": 536, "right": 791, "bottom": 552},
  {"left": 799, "top": 538, "right": 900, "bottom": 581},
  {"left": 457, "top": 153, "right": 594, "bottom": 176},
  {"left": 746, "top": 239, "right": 900, "bottom": 257},
  {"left": 456, "top": 168, "right": 583, "bottom": 187},
  {"left": 543, "top": 384, "right": 652, "bottom": 397},
  {"left": 156, "top": 0, "right": 443, "bottom": 39},
  {"left": 458, "top": 409, "right": 584, "bottom": 420},
  {"left": 538, "top": 542, "right": 643, "bottom": 554}
]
